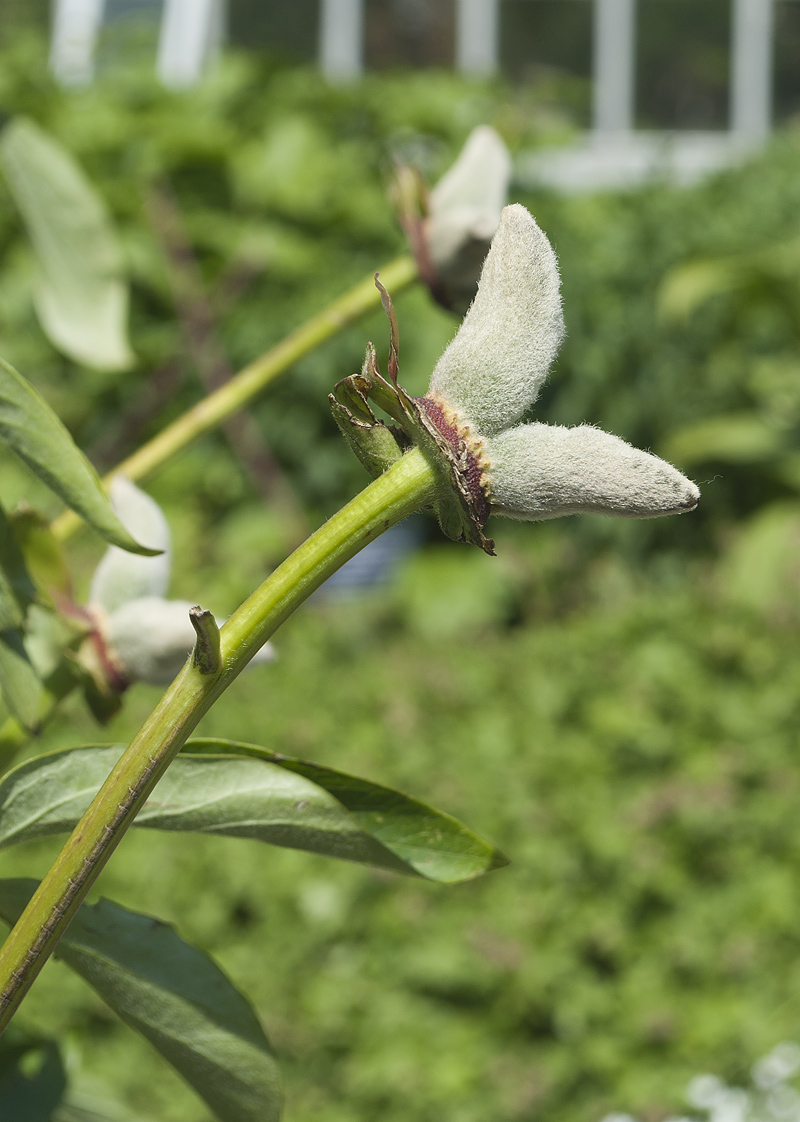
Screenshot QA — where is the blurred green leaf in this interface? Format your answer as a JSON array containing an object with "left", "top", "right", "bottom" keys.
[
  {"left": 0, "top": 743, "right": 507, "bottom": 883},
  {"left": 0, "top": 499, "right": 35, "bottom": 629},
  {"left": 658, "top": 258, "right": 745, "bottom": 322},
  {"left": 660, "top": 412, "right": 783, "bottom": 466},
  {"left": 0, "top": 629, "right": 42, "bottom": 730},
  {"left": 0, "top": 1026, "right": 67, "bottom": 1122},
  {"left": 0, "top": 357, "right": 157, "bottom": 555},
  {"left": 0, "top": 880, "right": 282, "bottom": 1122},
  {"left": 719, "top": 501, "right": 800, "bottom": 616},
  {"left": 0, "top": 117, "right": 134, "bottom": 371},
  {"left": 9, "top": 507, "right": 72, "bottom": 600}
]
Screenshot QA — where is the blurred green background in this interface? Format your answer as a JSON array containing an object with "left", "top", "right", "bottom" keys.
[{"left": 3, "top": 19, "right": 800, "bottom": 1122}]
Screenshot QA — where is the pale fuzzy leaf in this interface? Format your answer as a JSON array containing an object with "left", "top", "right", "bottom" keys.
[
  {"left": 0, "top": 744, "right": 507, "bottom": 883},
  {"left": 89, "top": 478, "right": 171, "bottom": 614},
  {"left": 0, "top": 881, "right": 282, "bottom": 1122},
  {"left": 428, "top": 204, "right": 564, "bottom": 436},
  {"left": 0, "top": 118, "right": 134, "bottom": 371},
  {"left": 0, "top": 631, "right": 42, "bottom": 731},
  {"left": 0, "top": 357, "right": 157, "bottom": 555},
  {"left": 485, "top": 422, "right": 700, "bottom": 520}
]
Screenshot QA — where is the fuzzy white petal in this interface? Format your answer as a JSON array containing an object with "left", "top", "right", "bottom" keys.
[
  {"left": 427, "top": 126, "right": 511, "bottom": 271},
  {"left": 108, "top": 597, "right": 196, "bottom": 685},
  {"left": 89, "top": 476, "right": 171, "bottom": 613},
  {"left": 107, "top": 597, "right": 276, "bottom": 686},
  {"left": 428, "top": 204, "right": 564, "bottom": 436},
  {"left": 485, "top": 423, "right": 700, "bottom": 520}
]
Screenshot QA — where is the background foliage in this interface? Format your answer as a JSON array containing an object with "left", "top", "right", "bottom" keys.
[{"left": 2, "top": 29, "right": 800, "bottom": 1122}]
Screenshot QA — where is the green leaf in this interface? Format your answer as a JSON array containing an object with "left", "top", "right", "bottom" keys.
[
  {"left": 658, "top": 257, "right": 745, "bottom": 322},
  {"left": 0, "top": 500, "right": 36, "bottom": 630},
  {"left": 0, "top": 357, "right": 157, "bottom": 555},
  {"left": 660, "top": 412, "right": 783, "bottom": 467},
  {"left": 0, "top": 1026, "right": 67, "bottom": 1121},
  {"left": 0, "top": 630, "right": 42, "bottom": 731},
  {"left": 192, "top": 738, "right": 509, "bottom": 882},
  {"left": 0, "top": 744, "right": 507, "bottom": 883},
  {"left": 0, "top": 880, "right": 281, "bottom": 1122},
  {"left": 9, "top": 507, "right": 72, "bottom": 600},
  {"left": 0, "top": 118, "right": 134, "bottom": 371}
]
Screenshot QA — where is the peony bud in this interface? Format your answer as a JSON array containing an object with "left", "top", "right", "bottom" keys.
[
  {"left": 484, "top": 423, "right": 700, "bottom": 520},
  {"left": 424, "top": 126, "right": 512, "bottom": 315},
  {"left": 428, "top": 204, "right": 564, "bottom": 437},
  {"left": 86, "top": 477, "right": 275, "bottom": 688}
]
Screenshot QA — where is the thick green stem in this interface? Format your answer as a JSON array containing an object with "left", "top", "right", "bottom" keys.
[
  {"left": 51, "top": 254, "right": 418, "bottom": 544},
  {"left": 0, "top": 448, "right": 439, "bottom": 1032}
]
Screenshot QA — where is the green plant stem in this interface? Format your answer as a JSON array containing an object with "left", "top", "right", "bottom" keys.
[
  {"left": 51, "top": 254, "right": 418, "bottom": 544},
  {"left": 0, "top": 447, "right": 440, "bottom": 1032}
]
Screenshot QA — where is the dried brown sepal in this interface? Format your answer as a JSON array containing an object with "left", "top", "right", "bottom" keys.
[
  {"left": 330, "top": 294, "right": 494, "bottom": 555},
  {"left": 329, "top": 346, "right": 408, "bottom": 480},
  {"left": 389, "top": 162, "right": 454, "bottom": 313},
  {"left": 374, "top": 275, "right": 400, "bottom": 386}
]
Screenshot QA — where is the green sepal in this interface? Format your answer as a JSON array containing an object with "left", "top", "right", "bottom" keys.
[
  {"left": 329, "top": 345, "right": 408, "bottom": 479},
  {"left": 331, "top": 284, "right": 494, "bottom": 554}
]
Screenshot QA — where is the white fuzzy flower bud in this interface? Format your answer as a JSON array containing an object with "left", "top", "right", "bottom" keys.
[
  {"left": 106, "top": 596, "right": 276, "bottom": 686},
  {"left": 485, "top": 423, "right": 700, "bottom": 520},
  {"left": 425, "top": 126, "right": 511, "bottom": 311},
  {"left": 89, "top": 475, "right": 170, "bottom": 614},
  {"left": 107, "top": 597, "right": 201, "bottom": 685},
  {"left": 86, "top": 477, "right": 275, "bottom": 687},
  {"left": 428, "top": 204, "right": 564, "bottom": 437}
]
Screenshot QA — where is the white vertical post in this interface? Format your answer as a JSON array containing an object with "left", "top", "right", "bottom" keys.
[
  {"left": 319, "top": 0, "right": 364, "bottom": 81},
  {"left": 456, "top": 0, "right": 499, "bottom": 76},
  {"left": 730, "top": 0, "right": 774, "bottom": 138},
  {"left": 50, "top": 0, "right": 105, "bottom": 87},
  {"left": 157, "top": 0, "right": 225, "bottom": 89},
  {"left": 592, "top": 0, "right": 637, "bottom": 133}
]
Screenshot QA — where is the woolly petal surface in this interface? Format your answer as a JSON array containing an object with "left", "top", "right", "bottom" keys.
[
  {"left": 108, "top": 598, "right": 275, "bottom": 686},
  {"left": 428, "top": 204, "right": 564, "bottom": 436},
  {"left": 485, "top": 423, "right": 700, "bottom": 520},
  {"left": 108, "top": 597, "right": 198, "bottom": 685},
  {"left": 427, "top": 126, "right": 511, "bottom": 270},
  {"left": 89, "top": 477, "right": 171, "bottom": 613}
]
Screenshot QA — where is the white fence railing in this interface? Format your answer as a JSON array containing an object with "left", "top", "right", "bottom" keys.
[{"left": 50, "top": 0, "right": 779, "bottom": 142}]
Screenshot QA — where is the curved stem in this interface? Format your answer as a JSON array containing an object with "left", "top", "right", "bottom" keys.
[
  {"left": 0, "top": 447, "right": 440, "bottom": 1032},
  {"left": 51, "top": 255, "right": 418, "bottom": 544}
]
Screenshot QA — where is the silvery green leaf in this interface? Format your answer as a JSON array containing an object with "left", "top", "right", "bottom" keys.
[
  {"left": 428, "top": 204, "right": 564, "bottom": 436},
  {"left": 0, "top": 357, "right": 157, "bottom": 555},
  {"left": 0, "top": 118, "right": 134, "bottom": 371},
  {"left": 0, "top": 744, "right": 507, "bottom": 883},
  {"left": 0, "top": 881, "right": 282, "bottom": 1122},
  {"left": 485, "top": 423, "right": 700, "bottom": 520},
  {"left": 89, "top": 478, "right": 171, "bottom": 614}
]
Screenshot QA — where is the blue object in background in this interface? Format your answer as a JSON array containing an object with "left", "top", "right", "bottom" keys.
[{"left": 318, "top": 518, "right": 421, "bottom": 597}]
